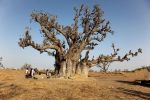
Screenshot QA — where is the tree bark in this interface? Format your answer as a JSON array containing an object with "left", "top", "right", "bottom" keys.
[
  {"left": 80, "top": 62, "right": 89, "bottom": 78},
  {"left": 59, "top": 61, "right": 66, "bottom": 77},
  {"left": 75, "top": 64, "right": 82, "bottom": 75},
  {"left": 65, "top": 59, "right": 72, "bottom": 78},
  {"left": 55, "top": 60, "right": 89, "bottom": 78}
]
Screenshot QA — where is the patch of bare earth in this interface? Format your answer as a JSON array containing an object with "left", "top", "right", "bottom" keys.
[{"left": 0, "top": 69, "right": 150, "bottom": 100}]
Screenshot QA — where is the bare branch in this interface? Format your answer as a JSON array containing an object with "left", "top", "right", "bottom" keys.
[
  {"left": 18, "top": 30, "right": 62, "bottom": 54},
  {"left": 87, "top": 44, "right": 142, "bottom": 68}
]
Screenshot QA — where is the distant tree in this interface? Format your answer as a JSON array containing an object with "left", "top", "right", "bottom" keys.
[
  {"left": 21, "top": 63, "right": 31, "bottom": 70},
  {"left": 97, "top": 61, "right": 110, "bottom": 72},
  {"left": 123, "top": 69, "right": 129, "bottom": 72},
  {"left": 18, "top": 4, "right": 142, "bottom": 78},
  {"left": 0, "top": 57, "right": 4, "bottom": 69},
  {"left": 89, "top": 69, "right": 95, "bottom": 72}
]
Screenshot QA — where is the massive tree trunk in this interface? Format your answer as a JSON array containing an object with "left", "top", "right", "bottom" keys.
[
  {"left": 66, "top": 58, "right": 72, "bottom": 78},
  {"left": 54, "top": 53, "right": 90, "bottom": 78},
  {"left": 55, "top": 61, "right": 89, "bottom": 78},
  {"left": 81, "top": 63, "right": 89, "bottom": 78},
  {"left": 75, "top": 64, "right": 82, "bottom": 75},
  {"left": 59, "top": 61, "right": 66, "bottom": 77}
]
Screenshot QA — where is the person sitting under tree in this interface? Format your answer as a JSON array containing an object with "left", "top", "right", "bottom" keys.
[{"left": 46, "top": 69, "right": 51, "bottom": 78}]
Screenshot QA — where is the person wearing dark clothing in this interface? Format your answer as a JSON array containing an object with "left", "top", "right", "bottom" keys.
[{"left": 46, "top": 69, "right": 51, "bottom": 78}]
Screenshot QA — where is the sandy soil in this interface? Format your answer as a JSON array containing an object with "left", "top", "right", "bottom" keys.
[{"left": 0, "top": 69, "right": 150, "bottom": 100}]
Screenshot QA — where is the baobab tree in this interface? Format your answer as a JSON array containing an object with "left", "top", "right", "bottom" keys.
[{"left": 18, "top": 4, "right": 142, "bottom": 78}]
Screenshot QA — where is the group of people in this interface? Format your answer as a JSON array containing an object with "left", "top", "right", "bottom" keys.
[
  {"left": 25, "top": 68, "right": 51, "bottom": 79},
  {"left": 25, "top": 68, "right": 36, "bottom": 78}
]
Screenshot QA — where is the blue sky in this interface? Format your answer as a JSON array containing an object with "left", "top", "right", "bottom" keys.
[{"left": 0, "top": 0, "right": 150, "bottom": 70}]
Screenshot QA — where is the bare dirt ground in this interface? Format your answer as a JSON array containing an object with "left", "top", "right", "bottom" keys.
[{"left": 0, "top": 69, "right": 150, "bottom": 100}]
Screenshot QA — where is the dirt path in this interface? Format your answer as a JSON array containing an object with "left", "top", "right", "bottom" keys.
[{"left": 0, "top": 70, "right": 150, "bottom": 100}]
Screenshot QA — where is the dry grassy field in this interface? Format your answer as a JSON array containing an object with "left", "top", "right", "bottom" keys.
[{"left": 0, "top": 69, "right": 150, "bottom": 100}]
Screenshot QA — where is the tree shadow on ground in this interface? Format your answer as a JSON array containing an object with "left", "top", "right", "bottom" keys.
[
  {"left": 117, "top": 87, "right": 150, "bottom": 100},
  {"left": 116, "top": 80, "right": 150, "bottom": 87},
  {"left": 0, "top": 82, "right": 27, "bottom": 99}
]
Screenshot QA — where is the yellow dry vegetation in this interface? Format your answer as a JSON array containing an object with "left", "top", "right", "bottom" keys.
[{"left": 0, "top": 69, "right": 150, "bottom": 100}]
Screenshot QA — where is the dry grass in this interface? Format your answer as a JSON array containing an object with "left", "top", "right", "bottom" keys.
[{"left": 0, "top": 69, "right": 150, "bottom": 100}]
